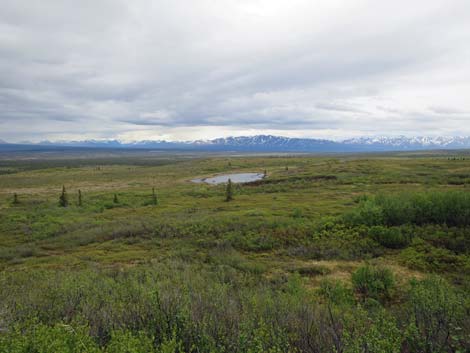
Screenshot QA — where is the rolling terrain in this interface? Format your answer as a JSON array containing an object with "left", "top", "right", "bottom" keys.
[{"left": 0, "top": 150, "right": 469, "bottom": 352}]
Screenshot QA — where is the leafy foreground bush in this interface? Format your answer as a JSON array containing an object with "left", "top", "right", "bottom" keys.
[
  {"left": 345, "top": 191, "right": 470, "bottom": 227},
  {"left": 0, "top": 263, "right": 469, "bottom": 352},
  {"left": 404, "top": 276, "right": 470, "bottom": 352}
]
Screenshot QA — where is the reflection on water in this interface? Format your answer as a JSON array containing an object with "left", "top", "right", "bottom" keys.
[{"left": 191, "top": 173, "right": 264, "bottom": 184}]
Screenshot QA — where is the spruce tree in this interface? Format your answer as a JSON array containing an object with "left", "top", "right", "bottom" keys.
[
  {"left": 285, "top": 166, "right": 289, "bottom": 171},
  {"left": 225, "top": 178, "right": 233, "bottom": 202},
  {"left": 113, "top": 194, "right": 119, "bottom": 204},
  {"left": 12, "top": 193, "right": 19, "bottom": 205},
  {"left": 78, "top": 189, "right": 82, "bottom": 207},
  {"left": 264, "top": 169, "right": 267, "bottom": 177},
  {"left": 152, "top": 187, "right": 158, "bottom": 205},
  {"left": 59, "top": 186, "right": 68, "bottom": 207}
]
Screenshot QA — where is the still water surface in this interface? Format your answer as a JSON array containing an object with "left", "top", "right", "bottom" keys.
[{"left": 191, "top": 173, "right": 264, "bottom": 184}]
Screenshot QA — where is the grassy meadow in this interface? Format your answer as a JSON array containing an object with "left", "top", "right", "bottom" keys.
[{"left": 0, "top": 150, "right": 469, "bottom": 352}]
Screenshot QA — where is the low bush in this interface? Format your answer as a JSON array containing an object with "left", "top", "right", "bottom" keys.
[
  {"left": 368, "top": 226, "right": 411, "bottom": 249},
  {"left": 404, "top": 276, "right": 469, "bottom": 352},
  {"left": 342, "top": 307, "right": 402, "bottom": 353},
  {"left": 351, "top": 265, "right": 395, "bottom": 302},
  {"left": 318, "top": 279, "right": 354, "bottom": 305},
  {"left": 399, "top": 238, "right": 470, "bottom": 273},
  {"left": 0, "top": 322, "right": 101, "bottom": 353},
  {"left": 346, "top": 191, "right": 470, "bottom": 227}
]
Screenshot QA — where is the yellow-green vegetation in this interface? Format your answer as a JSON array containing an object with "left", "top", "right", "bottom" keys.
[{"left": 0, "top": 151, "right": 470, "bottom": 352}]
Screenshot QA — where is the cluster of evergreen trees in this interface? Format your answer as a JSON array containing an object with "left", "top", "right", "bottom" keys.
[
  {"left": 12, "top": 186, "right": 159, "bottom": 207},
  {"left": 13, "top": 178, "right": 240, "bottom": 207}
]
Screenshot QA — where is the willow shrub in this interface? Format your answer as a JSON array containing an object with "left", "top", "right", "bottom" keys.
[
  {"left": 345, "top": 191, "right": 470, "bottom": 227},
  {"left": 351, "top": 265, "right": 395, "bottom": 303}
]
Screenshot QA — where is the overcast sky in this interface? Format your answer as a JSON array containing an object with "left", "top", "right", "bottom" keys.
[{"left": 1, "top": 0, "right": 469, "bottom": 142}]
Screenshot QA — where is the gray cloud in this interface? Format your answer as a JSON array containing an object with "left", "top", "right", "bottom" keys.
[
  {"left": 429, "top": 106, "right": 470, "bottom": 115},
  {"left": 1, "top": 0, "right": 470, "bottom": 142}
]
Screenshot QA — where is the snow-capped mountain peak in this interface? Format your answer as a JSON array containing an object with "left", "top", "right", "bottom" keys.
[{"left": 2, "top": 135, "right": 470, "bottom": 152}]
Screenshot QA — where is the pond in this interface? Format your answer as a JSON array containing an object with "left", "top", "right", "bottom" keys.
[{"left": 191, "top": 173, "right": 265, "bottom": 184}]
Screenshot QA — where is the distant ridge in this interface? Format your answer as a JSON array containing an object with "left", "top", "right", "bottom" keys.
[{"left": 2, "top": 135, "right": 470, "bottom": 152}]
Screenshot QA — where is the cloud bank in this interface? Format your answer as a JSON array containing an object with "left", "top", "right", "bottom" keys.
[{"left": 1, "top": 0, "right": 469, "bottom": 142}]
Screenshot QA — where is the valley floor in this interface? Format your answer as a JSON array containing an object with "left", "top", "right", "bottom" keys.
[{"left": 0, "top": 151, "right": 469, "bottom": 352}]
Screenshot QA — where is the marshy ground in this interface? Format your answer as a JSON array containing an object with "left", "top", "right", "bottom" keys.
[{"left": 0, "top": 150, "right": 469, "bottom": 352}]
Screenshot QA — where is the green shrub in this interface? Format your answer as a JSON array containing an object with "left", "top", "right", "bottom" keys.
[
  {"left": 238, "top": 319, "right": 291, "bottom": 353},
  {"left": 107, "top": 330, "right": 155, "bottom": 353},
  {"left": 0, "top": 323, "right": 100, "bottom": 353},
  {"left": 399, "top": 238, "right": 470, "bottom": 273},
  {"left": 288, "top": 222, "right": 384, "bottom": 261},
  {"left": 368, "top": 226, "right": 411, "bottom": 249},
  {"left": 346, "top": 191, "right": 470, "bottom": 227},
  {"left": 292, "top": 208, "right": 303, "bottom": 219},
  {"left": 344, "top": 199, "right": 384, "bottom": 226},
  {"left": 416, "top": 225, "right": 470, "bottom": 254},
  {"left": 318, "top": 279, "right": 354, "bottom": 305},
  {"left": 404, "top": 276, "right": 468, "bottom": 353},
  {"left": 342, "top": 306, "right": 402, "bottom": 353},
  {"left": 351, "top": 265, "right": 395, "bottom": 302}
]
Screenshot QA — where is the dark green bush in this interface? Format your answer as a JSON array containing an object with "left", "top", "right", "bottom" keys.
[
  {"left": 368, "top": 226, "right": 411, "bottom": 249},
  {"left": 416, "top": 225, "right": 470, "bottom": 254},
  {"left": 351, "top": 265, "right": 395, "bottom": 302},
  {"left": 318, "top": 279, "right": 354, "bottom": 305},
  {"left": 344, "top": 198, "right": 384, "bottom": 226},
  {"left": 399, "top": 238, "right": 470, "bottom": 273},
  {"left": 346, "top": 191, "right": 470, "bottom": 227}
]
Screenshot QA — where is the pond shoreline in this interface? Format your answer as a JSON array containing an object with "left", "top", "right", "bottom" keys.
[{"left": 191, "top": 172, "right": 265, "bottom": 184}]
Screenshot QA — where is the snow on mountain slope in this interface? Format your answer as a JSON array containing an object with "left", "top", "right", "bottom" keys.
[{"left": 3, "top": 135, "right": 470, "bottom": 152}]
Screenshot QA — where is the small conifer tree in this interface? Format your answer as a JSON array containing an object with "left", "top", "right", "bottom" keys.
[
  {"left": 152, "top": 187, "right": 158, "bottom": 205},
  {"left": 225, "top": 178, "right": 233, "bottom": 202},
  {"left": 264, "top": 169, "right": 267, "bottom": 177},
  {"left": 285, "top": 166, "right": 289, "bottom": 171},
  {"left": 113, "top": 194, "right": 119, "bottom": 204},
  {"left": 78, "top": 189, "right": 82, "bottom": 207},
  {"left": 59, "top": 185, "right": 68, "bottom": 207},
  {"left": 12, "top": 193, "right": 19, "bottom": 205}
]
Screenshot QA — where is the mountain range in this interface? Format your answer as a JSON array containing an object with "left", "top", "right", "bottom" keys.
[{"left": 2, "top": 135, "right": 470, "bottom": 153}]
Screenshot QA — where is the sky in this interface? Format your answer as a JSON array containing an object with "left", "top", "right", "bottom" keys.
[{"left": 1, "top": 0, "right": 470, "bottom": 143}]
